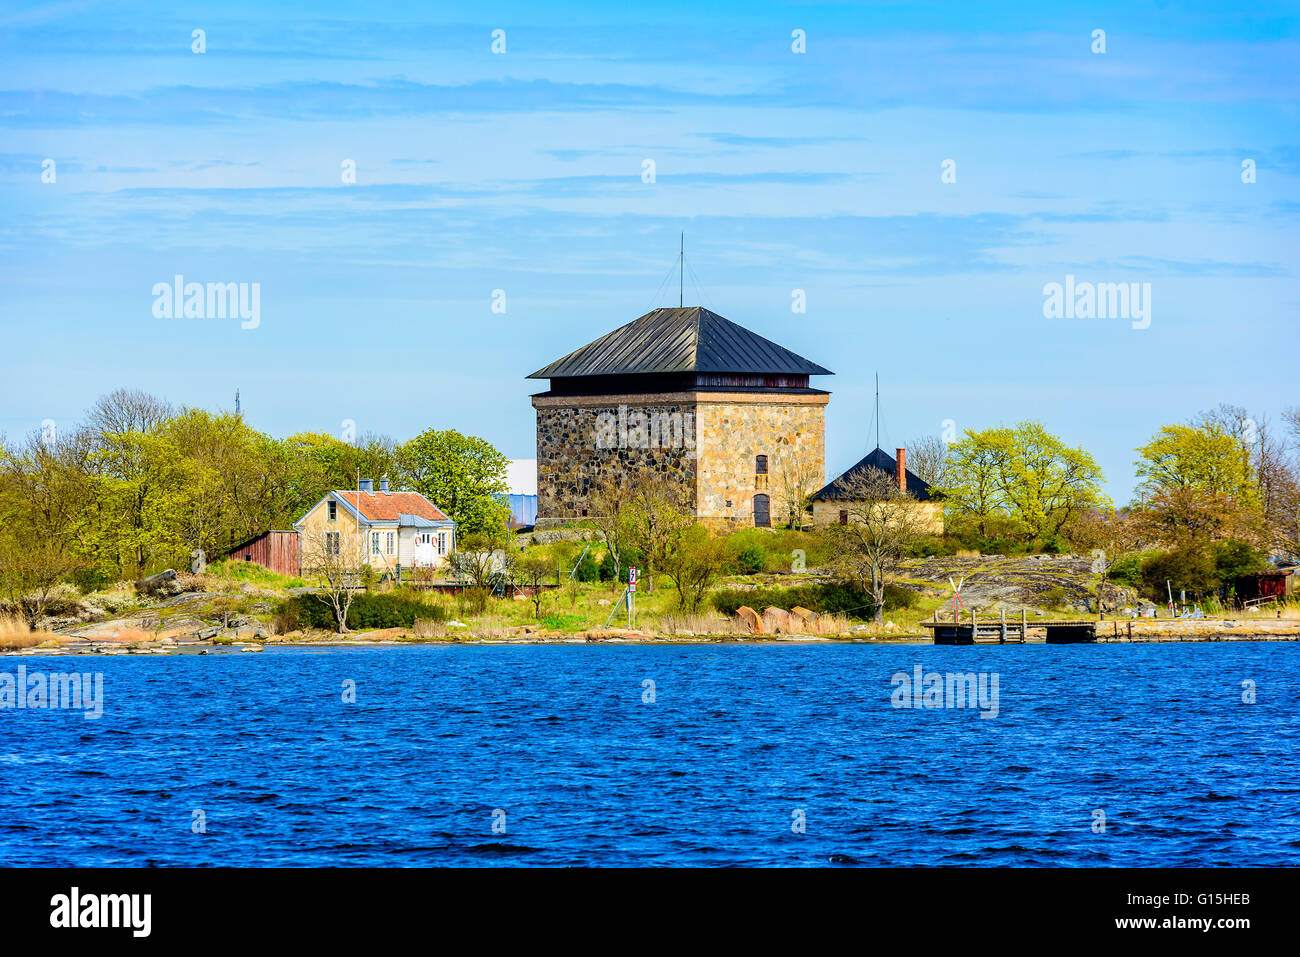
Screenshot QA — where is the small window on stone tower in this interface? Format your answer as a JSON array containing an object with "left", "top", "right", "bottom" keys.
[
  {"left": 753, "top": 494, "right": 770, "bottom": 528},
  {"left": 839, "top": 510, "right": 848, "bottom": 525},
  {"left": 755, "top": 454, "right": 769, "bottom": 489}
]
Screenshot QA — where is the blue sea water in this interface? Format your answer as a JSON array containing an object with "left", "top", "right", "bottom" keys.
[{"left": 2, "top": 642, "right": 1298, "bottom": 867}]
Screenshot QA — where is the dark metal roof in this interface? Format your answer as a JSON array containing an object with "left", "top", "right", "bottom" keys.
[
  {"left": 527, "top": 307, "right": 833, "bottom": 379},
  {"left": 810, "top": 447, "right": 936, "bottom": 501}
]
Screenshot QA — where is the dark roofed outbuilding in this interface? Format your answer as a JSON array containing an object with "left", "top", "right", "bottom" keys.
[{"left": 811, "top": 447, "right": 937, "bottom": 502}]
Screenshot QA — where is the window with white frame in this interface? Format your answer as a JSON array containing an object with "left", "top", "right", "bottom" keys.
[
  {"left": 371, "top": 532, "right": 380, "bottom": 554},
  {"left": 437, "top": 532, "right": 446, "bottom": 556},
  {"left": 386, "top": 532, "right": 395, "bottom": 553}
]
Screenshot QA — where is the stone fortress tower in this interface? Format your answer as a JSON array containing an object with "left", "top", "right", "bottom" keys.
[{"left": 528, "top": 306, "right": 832, "bottom": 529}]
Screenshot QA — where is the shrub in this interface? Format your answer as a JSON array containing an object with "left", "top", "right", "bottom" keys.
[
  {"left": 573, "top": 553, "right": 601, "bottom": 583},
  {"left": 905, "top": 537, "right": 943, "bottom": 558},
  {"left": 1107, "top": 553, "right": 1144, "bottom": 588},
  {"left": 1214, "top": 540, "right": 1269, "bottom": 582},
  {"left": 731, "top": 544, "right": 767, "bottom": 575},
  {"left": 35, "top": 583, "right": 83, "bottom": 618},
  {"left": 1139, "top": 542, "right": 1217, "bottom": 601},
  {"left": 882, "top": 583, "right": 920, "bottom": 611},
  {"left": 280, "top": 592, "right": 449, "bottom": 631},
  {"left": 460, "top": 586, "right": 490, "bottom": 615},
  {"left": 597, "top": 546, "right": 645, "bottom": 583},
  {"left": 597, "top": 551, "right": 615, "bottom": 581},
  {"left": 1037, "top": 537, "right": 1065, "bottom": 555},
  {"left": 982, "top": 537, "right": 1031, "bottom": 556},
  {"left": 273, "top": 602, "right": 301, "bottom": 634},
  {"left": 70, "top": 568, "right": 116, "bottom": 593},
  {"left": 79, "top": 591, "right": 142, "bottom": 618}
]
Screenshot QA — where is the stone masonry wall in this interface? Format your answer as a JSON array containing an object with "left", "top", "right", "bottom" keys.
[
  {"left": 533, "top": 395, "right": 698, "bottom": 527},
  {"left": 693, "top": 396, "right": 827, "bottom": 527},
  {"left": 811, "top": 499, "right": 944, "bottom": 534},
  {"left": 533, "top": 390, "right": 828, "bottom": 530}
]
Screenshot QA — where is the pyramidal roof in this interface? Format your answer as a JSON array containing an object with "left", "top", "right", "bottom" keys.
[
  {"left": 810, "top": 447, "right": 936, "bottom": 502},
  {"left": 527, "top": 306, "right": 832, "bottom": 379}
]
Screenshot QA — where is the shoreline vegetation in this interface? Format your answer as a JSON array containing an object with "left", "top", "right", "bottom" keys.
[
  {"left": 2, "top": 391, "right": 1298, "bottom": 654},
  {"left": 4, "top": 551, "right": 1296, "bottom": 656}
]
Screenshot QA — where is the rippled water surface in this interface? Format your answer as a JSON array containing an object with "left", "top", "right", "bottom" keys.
[{"left": 2, "top": 642, "right": 1298, "bottom": 866}]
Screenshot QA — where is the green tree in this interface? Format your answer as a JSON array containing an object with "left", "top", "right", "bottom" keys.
[
  {"left": 514, "top": 552, "right": 552, "bottom": 618},
  {"left": 942, "top": 421, "right": 1107, "bottom": 543},
  {"left": 622, "top": 475, "right": 693, "bottom": 594},
  {"left": 85, "top": 429, "right": 195, "bottom": 574},
  {"left": 448, "top": 532, "right": 512, "bottom": 590},
  {"left": 660, "top": 525, "right": 725, "bottom": 614},
  {"left": 587, "top": 477, "right": 633, "bottom": 589},
  {"left": 826, "top": 468, "right": 926, "bottom": 623},
  {"left": 398, "top": 429, "right": 510, "bottom": 536},
  {"left": 1136, "top": 422, "right": 1257, "bottom": 505},
  {"left": 0, "top": 433, "right": 86, "bottom": 623}
]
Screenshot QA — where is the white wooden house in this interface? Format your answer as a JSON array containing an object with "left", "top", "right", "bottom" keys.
[{"left": 293, "top": 477, "right": 456, "bottom": 577}]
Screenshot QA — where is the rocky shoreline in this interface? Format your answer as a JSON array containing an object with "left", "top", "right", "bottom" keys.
[{"left": 7, "top": 619, "right": 1298, "bottom": 656}]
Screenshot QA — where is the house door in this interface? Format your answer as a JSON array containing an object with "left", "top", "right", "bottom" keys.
[{"left": 753, "top": 493, "right": 770, "bottom": 528}]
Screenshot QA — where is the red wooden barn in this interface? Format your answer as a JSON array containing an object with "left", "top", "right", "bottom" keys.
[
  {"left": 225, "top": 530, "right": 300, "bottom": 577},
  {"left": 1235, "top": 569, "right": 1294, "bottom": 603}
]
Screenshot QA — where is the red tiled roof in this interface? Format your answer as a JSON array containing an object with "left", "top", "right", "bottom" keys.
[{"left": 336, "top": 491, "right": 450, "bottom": 523}]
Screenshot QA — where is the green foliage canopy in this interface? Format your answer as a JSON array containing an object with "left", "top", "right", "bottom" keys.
[{"left": 939, "top": 421, "right": 1108, "bottom": 544}]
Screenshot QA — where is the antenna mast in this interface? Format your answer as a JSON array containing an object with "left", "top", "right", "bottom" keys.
[
  {"left": 875, "top": 372, "right": 880, "bottom": 450},
  {"left": 679, "top": 232, "right": 684, "bottom": 307}
]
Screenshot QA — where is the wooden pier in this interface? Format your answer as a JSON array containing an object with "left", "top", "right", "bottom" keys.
[
  {"left": 920, "top": 610, "right": 1089, "bottom": 644},
  {"left": 919, "top": 610, "right": 1297, "bottom": 644}
]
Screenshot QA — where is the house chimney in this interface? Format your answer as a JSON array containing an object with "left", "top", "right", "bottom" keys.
[
  {"left": 895, "top": 448, "right": 907, "bottom": 493},
  {"left": 359, "top": 478, "right": 373, "bottom": 493},
  {"left": 380, "top": 476, "right": 390, "bottom": 494}
]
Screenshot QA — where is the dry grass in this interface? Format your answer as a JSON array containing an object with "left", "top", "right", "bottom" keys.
[
  {"left": 408, "top": 616, "right": 509, "bottom": 640},
  {"left": 808, "top": 612, "right": 855, "bottom": 635},
  {"left": 463, "top": 617, "right": 514, "bottom": 639},
  {"left": 659, "top": 609, "right": 859, "bottom": 637},
  {"left": 656, "top": 613, "right": 745, "bottom": 636},
  {"left": 0, "top": 615, "right": 60, "bottom": 650},
  {"left": 411, "top": 617, "right": 448, "bottom": 639}
]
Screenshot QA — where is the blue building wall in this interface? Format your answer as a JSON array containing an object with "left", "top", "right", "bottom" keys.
[{"left": 508, "top": 494, "right": 538, "bottom": 527}]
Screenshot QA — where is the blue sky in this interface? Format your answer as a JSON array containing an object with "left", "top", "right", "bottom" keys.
[{"left": 1, "top": 0, "right": 1296, "bottom": 502}]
